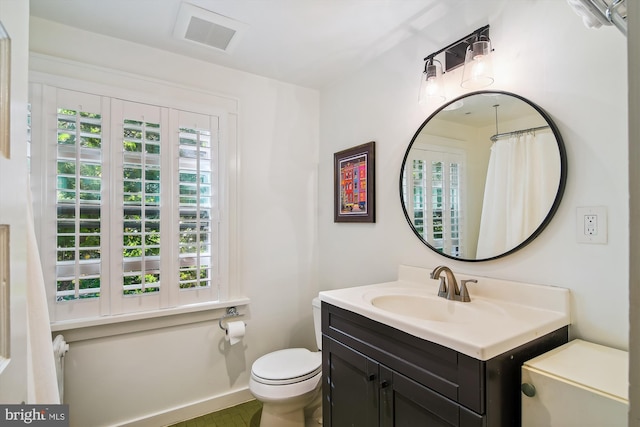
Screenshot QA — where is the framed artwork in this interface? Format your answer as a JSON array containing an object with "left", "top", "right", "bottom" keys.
[{"left": 334, "top": 141, "right": 375, "bottom": 223}]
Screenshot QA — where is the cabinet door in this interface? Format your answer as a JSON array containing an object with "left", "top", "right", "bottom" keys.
[
  {"left": 521, "top": 366, "right": 628, "bottom": 427},
  {"left": 379, "top": 367, "right": 485, "bottom": 427},
  {"left": 325, "top": 338, "right": 380, "bottom": 427}
]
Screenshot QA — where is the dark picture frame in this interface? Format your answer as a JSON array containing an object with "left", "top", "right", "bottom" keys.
[{"left": 334, "top": 141, "right": 375, "bottom": 223}]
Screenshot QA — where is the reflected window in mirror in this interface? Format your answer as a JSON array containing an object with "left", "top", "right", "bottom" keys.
[{"left": 402, "top": 140, "right": 465, "bottom": 258}]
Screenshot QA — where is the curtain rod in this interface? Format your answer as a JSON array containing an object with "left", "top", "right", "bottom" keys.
[
  {"left": 578, "top": 0, "right": 627, "bottom": 36},
  {"left": 490, "top": 125, "right": 550, "bottom": 142}
]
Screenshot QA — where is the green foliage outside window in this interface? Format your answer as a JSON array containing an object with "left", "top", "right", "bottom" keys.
[
  {"left": 54, "top": 114, "right": 214, "bottom": 301},
  {"left": 56, "top": 109, "right": 103, "bottom": 300}
]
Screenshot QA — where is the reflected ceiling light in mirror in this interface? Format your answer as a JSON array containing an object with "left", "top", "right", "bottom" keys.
[
  {"left": 461, "top": 37, "right": 494, "bottom": 89},
  {"left": 418, "top": 58, "right": 445, "bottom": 104},
  {"left": 443, "top": 99, "right": 464, "bottom": 111}
]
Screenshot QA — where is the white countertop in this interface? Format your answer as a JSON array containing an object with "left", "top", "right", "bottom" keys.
[{"left": 319, "top": 265, "right": 571, "bottom": 361}]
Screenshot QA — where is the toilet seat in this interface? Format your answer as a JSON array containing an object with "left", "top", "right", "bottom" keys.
[{"left": 251, "top": 348, "right": 321, "bottom": 385}]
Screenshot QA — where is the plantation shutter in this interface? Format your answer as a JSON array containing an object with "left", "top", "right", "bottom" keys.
[
  {"left": 405, "top": 148, "right": 465, "bottom": 258},
  {"left": 49, "top": 89, "right": 109, "bottom": 320},
  {"left": 172, "top": 110, "right": 220, "bottom": 306},
  {"left": 32, "top": 85, "right": 226, "bottom": 321}
]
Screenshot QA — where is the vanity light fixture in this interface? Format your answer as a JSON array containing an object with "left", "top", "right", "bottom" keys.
[
  {"left": 418, "top": 58, "right": 445, "bottom": 104},
  {"left": 461, "top": 35, "right": 494, "bottom": 89},
  {"left": 419, "top": 25, "right": 494, "bottom": 103}
]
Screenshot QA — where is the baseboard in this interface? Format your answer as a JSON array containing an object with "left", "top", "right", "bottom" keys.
[{"left": 120, "top": 387, "right": 254, "bottom": 427}]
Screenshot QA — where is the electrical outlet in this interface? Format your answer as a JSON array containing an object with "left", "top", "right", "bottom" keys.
[
  {"left": 584, "top": 214, "right": 597, "bottom": 235},
  {"left": 576, "top": 206, "right": 607, "bottom": 244}
]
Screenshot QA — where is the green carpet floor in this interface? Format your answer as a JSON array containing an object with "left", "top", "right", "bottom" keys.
[{"left": 168, "top": 400, "right": 262, "bottom": 427}]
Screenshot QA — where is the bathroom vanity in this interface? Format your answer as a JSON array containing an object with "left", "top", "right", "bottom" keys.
[{"left": 319, "top": 265, "right": 571, "bottom": 427}]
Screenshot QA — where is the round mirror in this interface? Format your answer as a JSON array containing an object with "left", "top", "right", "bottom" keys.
[{"left": 400, "top": 91, "right": 567, "bottom": 261}]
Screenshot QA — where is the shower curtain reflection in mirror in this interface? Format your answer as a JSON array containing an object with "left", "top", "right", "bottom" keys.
[{"left": 476, "top": 130, "right": 561, "bottom": 258}]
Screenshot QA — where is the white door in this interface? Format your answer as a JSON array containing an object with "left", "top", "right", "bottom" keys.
[{"left": 0, "top": 0, "right": 29, "bottom": 403}]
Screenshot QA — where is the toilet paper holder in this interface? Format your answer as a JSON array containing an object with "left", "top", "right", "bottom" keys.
[{"left": 218, "top": 306, "right": 244, "bottom": 330}]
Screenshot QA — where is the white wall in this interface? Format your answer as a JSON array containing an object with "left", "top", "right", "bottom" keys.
[
  {"left": 29, "top": 18, "right": 320, "bottom": 426},
  {"left": 0, "top": 0, "right": 29, "bottom": 403},
  {"left": 319, "top": 1, "right": 629, "bottom": 351}
]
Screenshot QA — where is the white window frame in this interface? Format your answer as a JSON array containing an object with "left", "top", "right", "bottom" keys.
[{"left": 29, "top": 72, "right": 240, "bottom": 325}]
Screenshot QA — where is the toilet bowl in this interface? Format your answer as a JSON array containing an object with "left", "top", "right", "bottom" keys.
[{"left": 249, "top": 297, "right": 323, "bottom": 427}]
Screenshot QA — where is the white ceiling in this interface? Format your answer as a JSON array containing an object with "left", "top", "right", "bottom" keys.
[{"left": 29, "top": 0, "right": 507, "bottom": 89}]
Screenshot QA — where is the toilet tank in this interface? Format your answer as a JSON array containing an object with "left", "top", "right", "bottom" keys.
[{"left": 312, "top": 297, "right": 322, "bottom": 350}]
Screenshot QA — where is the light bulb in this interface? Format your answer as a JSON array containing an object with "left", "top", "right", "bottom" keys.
[
  {"left": 461, "top": 40, "right": 494, "bottom": 89},
  {"left": 419, "top": 62, "right": 445, "bottom": 104}
]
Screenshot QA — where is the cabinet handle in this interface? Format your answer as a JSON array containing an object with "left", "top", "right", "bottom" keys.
[
  {"left": 380, "top": 380, "right": 390, "bottom": 388},
  {"left": 521, "top": 383, "right": 536, "bottom": 397},
  {"left": 367, "top": 373, "right": 376, "bottom": 381}
]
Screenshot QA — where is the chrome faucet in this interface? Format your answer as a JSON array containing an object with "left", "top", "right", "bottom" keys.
[{"left": 429, "top": 265, "right": 476, "bottom": 302}]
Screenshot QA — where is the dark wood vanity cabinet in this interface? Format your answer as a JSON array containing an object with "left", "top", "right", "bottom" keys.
[{"left": 321, "top": 302, "right": 568, "bottom": 427}]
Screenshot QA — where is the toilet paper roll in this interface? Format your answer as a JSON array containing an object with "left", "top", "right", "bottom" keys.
[{"left": 224, "top": 320, "right": 245, "bottom": 345}]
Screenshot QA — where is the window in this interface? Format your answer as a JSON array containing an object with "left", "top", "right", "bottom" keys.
[
  {"left": 31, "top": 87, "right": 226, "bottom": 321},
  {"left": 121, "top": 114, "right": 162, "bottom": 297},
  {"left": 55, "top": 107, "right": 103, "bottom": 302},
  {"left": 403, "top": 146, "right": 465, "bottom": 257},
  {"left": 177, "top": 125, "right": 215, "bottom": 292}
]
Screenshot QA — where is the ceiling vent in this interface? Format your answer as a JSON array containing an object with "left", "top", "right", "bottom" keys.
[{"left": 173, "top": 2, "right": 246, "bottom": 53}]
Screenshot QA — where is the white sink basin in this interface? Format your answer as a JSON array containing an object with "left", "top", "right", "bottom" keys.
[
  {"left": 319, "top": 265, "right": 571, "bottom": 360},
  {"left": 369, "top": 294, "right": 504, "bottom": 323}
]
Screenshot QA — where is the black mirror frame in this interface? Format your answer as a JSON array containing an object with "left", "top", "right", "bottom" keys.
[{"left": 399, "top": 90, "right": 568, "bottom": 262}]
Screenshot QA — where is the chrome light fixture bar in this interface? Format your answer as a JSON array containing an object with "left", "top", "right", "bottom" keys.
[{"left": 419, "top": 25, "right": 494, "bottom": 102}]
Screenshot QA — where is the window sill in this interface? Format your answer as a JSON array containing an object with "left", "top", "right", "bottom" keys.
[{"left": 50, "top": 298, "right": 250, "bottom": 343}]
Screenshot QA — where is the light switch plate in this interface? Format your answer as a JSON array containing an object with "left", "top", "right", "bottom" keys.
[{"left": 576, "top": 206, "right": 607, "bottom": 244}]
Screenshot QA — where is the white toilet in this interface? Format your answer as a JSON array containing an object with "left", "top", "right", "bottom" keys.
[{"left": 249, "top": 297, "right": 323, "bottom": 427}]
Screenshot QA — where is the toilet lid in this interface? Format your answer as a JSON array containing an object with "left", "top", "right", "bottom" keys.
[{"left": 251, "top": 348, "right": 321, "bottom": 385}]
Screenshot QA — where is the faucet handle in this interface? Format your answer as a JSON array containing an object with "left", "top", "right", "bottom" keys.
[
  {"left": 437, "top": 277, "right": 447, "bottom": 298},
  {"left": 459, "top": 279, "right": 477, "bottom": 302}
]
